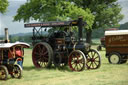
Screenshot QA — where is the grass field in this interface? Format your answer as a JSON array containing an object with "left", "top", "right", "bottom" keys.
[{"left": 0, "top": 45, "right": 128, "bottom": 85}]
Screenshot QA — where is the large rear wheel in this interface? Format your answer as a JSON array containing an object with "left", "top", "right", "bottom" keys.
[
  {"left": 32, "top": 42, "right": 53, "bottom": 68},
  {"left": 86, "top": 49, "right": 101, "bottom": 69},
  {"left": 68, "top": 50, "right": 86, "bottom": 71}
]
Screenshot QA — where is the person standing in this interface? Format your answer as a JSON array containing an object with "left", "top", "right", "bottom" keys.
[{"left": 15, "top": 46, "right": 24, "bottom": 69}]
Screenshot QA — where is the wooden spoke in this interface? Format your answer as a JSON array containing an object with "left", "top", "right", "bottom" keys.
[
  {"left": 68, "top": 50, "right": 86, "bottom": 71},
  {"left": 0, "top": 65, "right": 8, "bottom": 80},
  {"left": 32, "top": 42, "right": 53, "bottom": 68},
  {"left": 86, "top": 49, "right": 101, "bottom": 69}
]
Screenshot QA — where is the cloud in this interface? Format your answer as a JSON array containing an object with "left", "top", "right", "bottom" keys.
[
  {"left": 0, "top": 16, "right": 7, "bottom": 35},
  {"left": 118, "top": 0, "right": 128, "bottom": 24},
  {"left": 118, "top": 0, "right": 128, "bottom": 3},
  {"left": 7, "top": 1, "right": 26, "bottom": 16},
  {"left": 0, "top": 0, "right": 32, "bottom": 35},
  {"left": 0, "top": 15, "right": 32, "bottom": 35},
  {"left": 0, "top": 23, "right": 8, "bottom": 35}
]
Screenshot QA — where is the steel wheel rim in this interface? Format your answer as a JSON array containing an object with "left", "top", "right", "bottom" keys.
[
  {"left": 110, "top": 54, "right": 119, "bottom": 64},
  {"left": 32, "top": 43, "right": 51, "bottom": 68},
  {"left": 69, "top": 50, "right": 85, "bottom": 71},
  {"left": 86, "top": 49, "right": 101, "bottom": 69},
  {"left": 0, "top": 69, "right": 6, "bottom": 79},
  {"left": 12, "top": 66, "right": 21, "bottom": 78},
  {"left": 0, "top": 66, "right": 8, "bottom": 80}
]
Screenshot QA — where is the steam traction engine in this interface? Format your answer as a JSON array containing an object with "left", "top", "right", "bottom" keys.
[
  {"left": 25, "top": 18, "right": 101, "bottom": 71},
  {"left": 0, "top": 28, "right": 30, "bottom": 80}
]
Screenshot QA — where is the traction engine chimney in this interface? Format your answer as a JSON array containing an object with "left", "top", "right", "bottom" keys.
[
  {"left": 5, "top": 28, "right": 9, "bottom": 43},
  {"left": 78, "top": 17, "right": 83, "bottom": 42}
]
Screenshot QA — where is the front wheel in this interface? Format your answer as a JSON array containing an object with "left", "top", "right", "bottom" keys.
[
  {"left": 11, "top": 64, "right": 22, "bottom": 79},
  {"left": 68, "top": 50, "right": 86, "bottom": 71},
  {"left": 86, "top": 49, "right": 101, "bottom": 69}
]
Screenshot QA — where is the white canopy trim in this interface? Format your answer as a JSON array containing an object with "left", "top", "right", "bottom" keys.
[
  {"left": 105, "top": 30, "right": 128, "bottom": 36},
  {"left": 0, "top": 42, "right": 30, "bottom": 48}
]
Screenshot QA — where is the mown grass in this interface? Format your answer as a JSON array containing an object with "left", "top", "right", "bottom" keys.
[{"left": 0, "top": 45, "right": 128, "bottom": 85}]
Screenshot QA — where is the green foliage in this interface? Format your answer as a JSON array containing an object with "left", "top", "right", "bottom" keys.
[
  {"left": 68, "top": 0, "right": 124, "bottom": 43},
  {"left": 119, "top": 22, "right": 128, "bottom": 30},
  {"left": 0, "top": 0, "right": 9, "bottom": 14},
  {"left": 57, "top": 2, "right": 94, "bottom": 29},
  {"left": 92, "top": 28, "right": 104, "bottom": 38},
  {"left": 69, "top": 0, "right": 124, "bottom": 29},
  {"left": 10, "top": 35, "right": 32, "bottom": 43},
  {"left": 10, "top": 36, "right": 19, "bottom": 42},
  {"left": 14, "top": 0, "right": 95, "bottom": 29},
  {"left": 13, "top": 0, "right": 124, "bottom": 43},
  {"left": 0, "top": 37, "right": 3, "bottom": 40}
]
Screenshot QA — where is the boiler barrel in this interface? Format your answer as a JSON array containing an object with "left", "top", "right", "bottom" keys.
[{"left": 68, "top": 43, "right": 90, "bottom": 52}]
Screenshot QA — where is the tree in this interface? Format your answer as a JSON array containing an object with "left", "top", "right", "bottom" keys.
[
  {"left": 14, "top": 0, "right": 123, "bottom": 43},
  {"left": 14, "top": 0, "right": 94, "bottom": 31},
  {"left": 0, "top": 0, "right": 9, "bottom": 14},
  {"left": 69, "top": 0, "right": 124, "bottom": 43}
]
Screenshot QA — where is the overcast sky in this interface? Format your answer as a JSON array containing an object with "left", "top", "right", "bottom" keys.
[{"left": 0, "top": 0, "right": 128, "bottom": 35}]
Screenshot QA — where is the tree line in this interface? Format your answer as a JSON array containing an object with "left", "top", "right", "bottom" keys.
[
  {"left": 119, "top": 22, "right": 128, "bottom": 30},
  {"left": 2, "top": 21, "right": 127, "bottom": 44}
]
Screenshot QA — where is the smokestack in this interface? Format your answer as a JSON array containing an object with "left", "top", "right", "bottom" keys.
[
  {"left": 78, "top": 17, "right": 83, "bottom": 42},
  {"left": 5, "top": 28, "right": 9, "bottom": 43}
]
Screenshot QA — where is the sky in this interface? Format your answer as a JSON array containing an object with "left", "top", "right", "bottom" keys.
[{"left": 0, "top": 0, "right": 128, "bottom": 35}]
